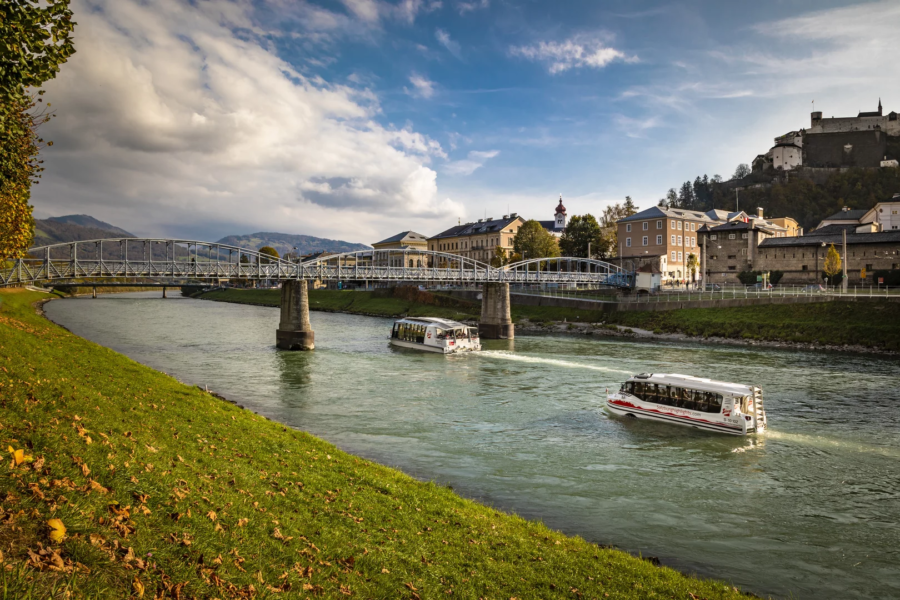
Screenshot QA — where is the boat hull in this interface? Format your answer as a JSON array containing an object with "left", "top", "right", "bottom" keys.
[
  {"left": 606, "top": 394, "right": 748, "bottom": 436},
  {"left": 389, "top": 339, "right": 480, "bottom": 354}
]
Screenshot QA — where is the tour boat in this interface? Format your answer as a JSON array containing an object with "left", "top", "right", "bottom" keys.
[
  {"left": 389, "top": 317, "right": 481, "bottom": 354},
  {"left": 606, "top": 373, "right": 767, "bottom": 435}
]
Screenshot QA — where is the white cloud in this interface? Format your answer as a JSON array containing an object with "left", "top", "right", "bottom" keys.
[
  {"left": 338, "top": 0, "right": 441, "bottom": 26},
  {"left": 511, "top": 35, "right": 635, "bottom": 74},
  {"left": 457, "top": 0, "right": 488, "bottom": 15},
  {"left": 613, "top": 115, "right": 662, "bottom": 138},
  {"left": 444, "top": 150, "right": 500, "bottom": 176},
  {"left": 405, "top": 73, "right": 437, "bottom": 98},
  {"left": 435, "top": 28, "right": 461, "bottom": 59},
  {"left": 34, "top": 0, "right": 462, "bottom": 242}
]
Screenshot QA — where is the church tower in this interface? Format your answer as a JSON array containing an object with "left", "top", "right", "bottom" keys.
[
  {"left": 878, "top": 97, "right": 883, "bottom": 116},
  {"left": 555, "top": 194, "right": 567, "bottom": 229}
]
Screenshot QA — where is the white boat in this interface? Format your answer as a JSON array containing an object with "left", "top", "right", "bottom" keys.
[
  {"left": 606, "top": 373, "right": 767, "bottom": 435},
  {"left": 389, "top": 317, "right": 481, "bottom": 354}
]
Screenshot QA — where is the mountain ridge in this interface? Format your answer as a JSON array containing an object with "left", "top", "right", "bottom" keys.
[{"left": 215, "top": 232, "right": 370, "bottom": 257}]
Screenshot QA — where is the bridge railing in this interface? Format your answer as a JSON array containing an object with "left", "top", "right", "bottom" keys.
[{"left": 1, "top": 239, "right": 633, "bottom": 287}]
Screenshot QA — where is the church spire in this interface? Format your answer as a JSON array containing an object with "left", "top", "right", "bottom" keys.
[{"left": 878, "top": 97, "right": 883, "bottom": 116}]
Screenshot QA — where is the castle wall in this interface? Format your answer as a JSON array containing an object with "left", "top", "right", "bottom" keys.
[{"left": 803, "top": 130, "right": 886, "bottom": 169}]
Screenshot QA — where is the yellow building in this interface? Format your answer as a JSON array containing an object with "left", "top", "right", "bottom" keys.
[
  {"left": 371, "top": 231, "right": 429, "bottom": 250},
  {"left": 428, "top": 214, "right": 526, "bottom": 264},
  {"left": 766, "top": 217, "right": 802, "bottom": 237}
]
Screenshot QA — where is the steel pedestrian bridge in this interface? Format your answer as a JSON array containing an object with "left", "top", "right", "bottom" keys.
[{"left": 2, "top": 238, "right": 632, "bottom": 287}]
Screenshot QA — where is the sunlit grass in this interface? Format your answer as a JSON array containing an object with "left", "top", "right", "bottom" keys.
[{"left": 0, "top": 288, "right": 757, "bottom": 598}]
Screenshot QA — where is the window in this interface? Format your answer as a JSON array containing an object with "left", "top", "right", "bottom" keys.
[
  {"left": 677, "top": 251, "right": 683, "bottom": 262},
  {"left": 866, "top": 263, "right": 873, "bottom": 271},
  {"left": 710, "top": 234, "right": 717, "bottom": 240},
  {"left": 741, "top": 248, "right": 747, "bottom": 255},
  {"left": 671, "top": 221, "right": 676, "bottom": 230},
  {"left": 625, "top": 237, "right": 632, "bottom": 247},
  {"left": 671, "top": 251, "right": 676, "bottom": 262},
  {"left": 626, "top": 224, "right": 632, "bottom": 232},
  {"left": 727, "top": 255, "right": 737, "bottom": 260},
  {"left": 710, "top": 255, "right": 718, "bottom": 260},
  {"left": 656, "top": 235, "right": 663, "bottom": 245},
  {"left": 728, "top": 233, "right": 736, "bottom": 239},
  {"left": 677, "top": 236, "right": 682, "bottom": 245},
  {"left": 742, "top": 233, "right": 748, "bottom": 239},
  {"left": 643, "top": 222, "right": 649, "bottom": 231},
  {"left": 671, "top": 235, "right": 676, "bottom": 245},
  {"left": 677, "top": 222, "right": 682, "bottom": 230},
  {"left": 802, "top": 265, "right": 808, "bottom": 271},
  {"left": 691, "top": 223, "right": 696, "bottom": 231},
  {"left": 728, "top": 266, "right": 736, "bottom": 270},
  {"left": 657, "top": 220, "right": 663, "bottom": 229},
  {"left": 642, "top": 236, "right": 648, "bottom": 246}
]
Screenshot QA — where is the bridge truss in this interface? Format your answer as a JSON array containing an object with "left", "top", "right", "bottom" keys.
[{"left": 1, "top": 238, "right": 632, "bottom": 288}]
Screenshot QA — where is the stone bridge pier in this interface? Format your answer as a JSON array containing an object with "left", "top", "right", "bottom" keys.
[
  {"left": 276, "top": 280, "right": 315, "bottom": 350},
  {"left": 479, "top": 282, "right": 514, "bottom": 339}
]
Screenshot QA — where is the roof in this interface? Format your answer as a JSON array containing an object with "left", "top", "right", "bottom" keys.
[
  {"left": 705, "top": 209, "right": 747, "bottom": 222},
  {"left": 760, "top": 230, "right": 900, "bottom": 248},
  {"left": 618, "top": 206, "right": 714, "bottom": 223},
  {"left": 773, "top": 142, "right": 801, "bottom": 149},
  {"left": 537, "top": 220, "right": 565, "bottom": 232},
  {"left": 626, "top": 373, "right": 754, "bottom": 396},
  {"left": 805, "top": 224, "right": 857, "bottom": 236},
  {"left": 373, "top": 231, "right": 429, "bottom": 245},
  {"left": 821, "top": 209, "right": 867, "bottom": 222},
  {"left": 428, "top": 216, "right": 521, "bottom": 240},
  {"left": 705, "top": 220, "right": 778, "bottom": 234},
  {"left": 395, "top": 317, "right": 470, "bottom": 328}
]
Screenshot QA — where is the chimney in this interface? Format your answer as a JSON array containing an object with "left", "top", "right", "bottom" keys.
[
  {"left": 842, "top": 206, "right": 850, "bottom": 212},
  {"left": 756, "top": 207, "right": 764, "bottom": 219}
]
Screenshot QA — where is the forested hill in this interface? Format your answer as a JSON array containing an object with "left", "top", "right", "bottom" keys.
[
  {"left": 663, "top": 168, "right": 900, "bottom": 231},
  {"left": 34, "top": 217, "right": 135, "bottom": 246},
  {"left": 216, "top": 232, "right": 370, "bottom": 257}
]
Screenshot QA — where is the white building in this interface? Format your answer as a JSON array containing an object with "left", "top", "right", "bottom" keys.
[
  {"left": 771, "top": 143, "right": 802, "bottom": 171},
  {"left": 539, "top": 195, "right": 568, "bottom": 237}
]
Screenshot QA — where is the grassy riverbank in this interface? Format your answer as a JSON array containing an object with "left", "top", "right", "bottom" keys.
[
  {"left": 603, "top": 301, "right": 900, "bottom": 351},
  {"left": 197, "top": 288, "right": 899, "bottom": 351},
  {"left": 0, "top": 288, "right": 752, "bottom": 599},
  {"left": 198, "top": 287, "right": 605, "bottom": 325}
]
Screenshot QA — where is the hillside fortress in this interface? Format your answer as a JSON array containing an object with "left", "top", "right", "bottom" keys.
[{"left": 754, "top": 99, "right": 900, "bottom": 172}]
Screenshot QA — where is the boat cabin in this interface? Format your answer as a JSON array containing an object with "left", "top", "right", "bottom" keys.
[{"left": 390, "top": 317, "right": 481, "bottom": 354}]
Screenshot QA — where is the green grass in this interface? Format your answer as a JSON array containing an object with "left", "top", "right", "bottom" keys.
[
  {"left": 603, "top": 301, "right": 900, "bottom": 351},
  {"left": 0, "top": 289, "right": 757, "bottom": 598}
]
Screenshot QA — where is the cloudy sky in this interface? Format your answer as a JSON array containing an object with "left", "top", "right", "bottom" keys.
[{"left": 32, "top": 0, "right": 900, "bottom": 244}]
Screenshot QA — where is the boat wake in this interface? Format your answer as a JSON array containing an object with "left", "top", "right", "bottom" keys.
[
  {"left": 480, "top": 351, "right": 631, "bottom": 374},
  {"left": 765, "top": 430, "right": 900, "bottom": 459}
]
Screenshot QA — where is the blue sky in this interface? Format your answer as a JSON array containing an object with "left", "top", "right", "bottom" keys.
[{"left": 33, "top": 0, "right": 900, "bottom": 244}]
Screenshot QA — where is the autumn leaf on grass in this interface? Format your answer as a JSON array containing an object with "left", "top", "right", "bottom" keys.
[
  {"left": 8, "top": 446, "right": 33, "bottom": 467},
  {"left": 133, "top": 576, "right": 145, "bottom": 598},
  {"left": 48, "top": 519, "right": 66, "bottom": 543},
  {"left": 206, "top": 511, "right": 217, "bottom": 522},
  {"left": 237, "top": 518, "right": 249, "bottom": 527}
]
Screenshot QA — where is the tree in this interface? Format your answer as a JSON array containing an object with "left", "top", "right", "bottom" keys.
[
  {"left": 0, "top": 0, "right": 76, "bottom": 260},
  {"left": 490, "top": 246, "right": 509, "bottom": 268},
  {"left": 823, "top": 243, "right": 842, "bottom": 281},
  {"left": 686, "top": 253, "right": 699, "bottom": 282},
  {"left": 512, "top": 220, "right": 560, "bottom": 263},
  {"left": 665, "top": 188, "right": 677, "bottom": 208},
  {"left": 559, "top": 214, "right": 605, "bottom": 258},
  {"left": 258, "top": 246, "right": 279, "bottom": 264},
  {"left": 732, "top": 163, "right": 751, "bottom": 180},
  {"left": 599, "top": 198, "right": 639, "bottom": 257}
]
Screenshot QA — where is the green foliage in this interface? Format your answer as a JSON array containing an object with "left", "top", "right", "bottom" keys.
[
  {"left": 0, "top": 96, "right": 43, "bottom": 260},
  {"left": 257, "top": 245, "right": 279, "bottom": 263},
  {"left": 559, "top": 214, "right": 606, "bottom": 258},
  {"left": 512, "top": 220, "right": 560, "bottom": 261},
  {"left": 823, "top": 243, "right": 842, "bottom": 278},
  {"left": 769, "top": 270, "right": 784, "bottom": 285},
  {"left": 686, "top": 253, "right": 699, "bottom": 279},
  {"left": 600, "top": 198, "right": 639, "bottom": 257},
  {"left": 0, "top": 0, "right": 76, "bottom": 103},
  {"left": 490, "top": 246, "right": 508, "bottom": 267},
  {"left": 733, "top": 163, "right": 751, "bottom": 180},
  {"left": 736, "top": 271, "right": 758, "bottom": 286}
]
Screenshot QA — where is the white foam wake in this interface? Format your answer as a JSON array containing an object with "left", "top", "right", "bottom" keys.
[{"left": 480, "top": 351, "right": 631, "bottom": 375}]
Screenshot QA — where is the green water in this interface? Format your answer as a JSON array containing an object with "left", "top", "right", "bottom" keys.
[{"left": 45, "top": 292, "right": 900, "bottom": 599}]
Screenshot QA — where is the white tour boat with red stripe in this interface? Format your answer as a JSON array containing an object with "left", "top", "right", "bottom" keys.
[
  {"left": 390, "top": 317, "right": 481, "bottom": 354},
  {"left": 606, "top": 373, "right": 767, "bottom": 435}
]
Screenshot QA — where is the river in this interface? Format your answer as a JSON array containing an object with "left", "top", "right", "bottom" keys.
[{"left": 45, "top": 292, "right": 900, "bottom": 600}]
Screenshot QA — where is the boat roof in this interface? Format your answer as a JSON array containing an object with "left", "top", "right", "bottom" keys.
[
  {"left": 394, "top": 317, "right": 471, "bottom": 328},
  {"left": 627, "top": 373, "right": 755, "bottom": 395}
]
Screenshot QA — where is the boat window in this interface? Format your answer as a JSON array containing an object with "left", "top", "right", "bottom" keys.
[
  {"left": 633, "top": 382, "right": 644, "bottom": 398},
  {"left": 706, "top": 393, "right": 723, "bottom": 414},
  {"left": 622, "top": 381, "right": 634, "bottom": 394}
]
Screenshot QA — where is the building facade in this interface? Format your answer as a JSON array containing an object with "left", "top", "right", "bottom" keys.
[
  {"left": 372, "top": 231, "right": 429, "bottom": 251},
  {"left": 699, "top": 220, "right": 780, "bottom": 284},
  {"left": 428, "top": 215, "right": 525, "bottom": 264}
]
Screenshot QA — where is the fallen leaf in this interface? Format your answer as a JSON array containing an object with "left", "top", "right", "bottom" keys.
[
  {"left": 237, "top": 518, "right": 249, "bottom": 527},
  {"left": 381, "top": 568, "right": 390, "bottom": 574},
  {"left": 48, "top": 519, "right": 66, "bottom": 543},
  {"left": 206, "top": 511, "right": 217, "bottom": 522},
  {"left": 133, "top": 576, "right": 145, "bottom": 597}
]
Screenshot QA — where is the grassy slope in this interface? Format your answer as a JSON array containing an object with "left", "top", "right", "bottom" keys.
[
  {"left": 602, "top": 301, "right": 900, "bottom": 351},
  {"left": 0, "top": 289, "right": 752, "bottom": 599},
  {"left": 199, "top": 288, "right": 899, "bottom": 351},
  {"left": 199, "top": 289, "right": 608, "bottom": 325}
]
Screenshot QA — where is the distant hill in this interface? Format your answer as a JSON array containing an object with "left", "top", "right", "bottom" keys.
[
  {"left": 45, "top": 214, "right": 134, "bottom": 237},
  {"left": 215, "top": 232, "right": 370, "bottom": 257}
]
